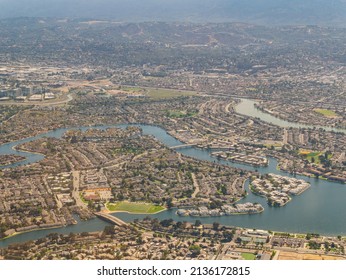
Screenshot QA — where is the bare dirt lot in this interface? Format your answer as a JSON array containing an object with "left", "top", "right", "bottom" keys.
[{"left": 278, "top": 251, "right": 346, "bottom": 260}]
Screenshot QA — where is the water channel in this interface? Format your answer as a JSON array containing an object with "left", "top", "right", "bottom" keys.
[
  {"left": 1, "top": 99, "right": 346, "bottom": 247},
  {"left": 235, "top": 98, "right": 346, "bottom": 134}
]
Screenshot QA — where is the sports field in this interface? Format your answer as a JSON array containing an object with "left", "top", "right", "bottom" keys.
[
  {"left": 241, "top": 253, "right": 256, "bottom": 260},
  {"left": 106, "top": 201, "right": 165, "bottom": 214},
  {"left": 314, "top": 108, "right": 339, "bottom": 117}
]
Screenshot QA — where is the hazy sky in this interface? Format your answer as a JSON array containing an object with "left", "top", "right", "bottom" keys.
[{"left": 0, "top": 0, "right": 345, "bottom": 26}]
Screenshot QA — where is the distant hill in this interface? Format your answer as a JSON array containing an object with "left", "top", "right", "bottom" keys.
[{"left": 0, "top": 0, "right": 345, "bottom": 26}]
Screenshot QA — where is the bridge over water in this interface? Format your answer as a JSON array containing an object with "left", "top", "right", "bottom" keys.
[
  {"left": 170, "top": 144, "right": 198, "bottom": 149},
  {"left": 94, "top": 212, "right": 127, "bottom": 227}
]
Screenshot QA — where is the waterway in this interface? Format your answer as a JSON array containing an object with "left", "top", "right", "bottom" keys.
[
  {"left": 235, "top": 98, "right": 346, "bottom": 134},
  {"left": 1, "top": 99, "right": 346, "bottom": 247}
]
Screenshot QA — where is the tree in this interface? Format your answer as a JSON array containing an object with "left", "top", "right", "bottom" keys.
[
  {"left": 189, "top": 245, "right": 201, "bottom": 257},
  {"left": 222, "top": 230, "right": 233, "bottom": 242},
  {"left": 175, "top": 221, "right": 183, "bottom": 229},
  {"left": 70, "top": 135, "right": 78, "bottom": 144},
  {"left": 103, "top": 225, "right": 115, "bottom": 235},
  {"left": 212, "top": 222, "right": 220, "bottom": 231},
  {"left": 308, "top": 241, "right": 321, "bottom": 250},
  {"left": 68, "top": 232, "right": 76, "bottom": 242},
  {"left": 136, "top": 236, "right": 144, "bottom": 245},
  {"left": 194, "top": 220, "right": 202, "bottom": 227},
  {"left": 0, "top": 223, "right": 8, "bottom": 239},
  {"left": 160, "top": 219, "right": 174, "bottom": 228},
  {"left": 166, "top": 197, "right": 174, "bottom": 209},
  {"left": 324, "top": 241, "right": 330, "bottom": 252}
]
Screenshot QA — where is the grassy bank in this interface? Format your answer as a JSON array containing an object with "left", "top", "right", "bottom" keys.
[
  {"left": 314, "top": 108, "right": 339, "bottom": 117},
  {"left": 106, "top": 201, "right": 165, "bottom": 214}
]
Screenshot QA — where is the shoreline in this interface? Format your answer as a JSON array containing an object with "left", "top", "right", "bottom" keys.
[
  {"left": 2, "top": 121, "right": 343, "bottom": 185},
  {"left": 12, "top": 144, "right": 46, "bottom": 157},
  {"left": 0, "top": 159, "right": 27, "bottom": 168},
  {"left": 249, "top": 178, "right": 309, "bottom": 207},
  {"left": 103, "top": 208, "right": 168, "bottom": 216},
  {"left": 277, "top": 165, "right": 346, "bottom": 184},
  {"left": 2, "top": 212, "right": 344, "bottom": 246},
  {"left": 254, "top": 103, "right": 346, "bottom": 133},
  {"left": 1, "top": 225, "right": 66, "bottom": 242},
  {"left": 210, "top": 152, "right": 268, "bottom": 168},
  {"left": 176, "top": 208, "right": 265, "bottom": 218},
  {"left": 0, "top": 120, "right": 345, "bottom": 243}
]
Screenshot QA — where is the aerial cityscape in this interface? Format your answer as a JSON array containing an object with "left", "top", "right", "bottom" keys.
[{"left": 0, "top": 1, "right": 346, "bottom": 261}]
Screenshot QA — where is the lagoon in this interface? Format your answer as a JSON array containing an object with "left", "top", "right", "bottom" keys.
[{"left": 1, "top": 99, "right": 346, "bottom": 247}]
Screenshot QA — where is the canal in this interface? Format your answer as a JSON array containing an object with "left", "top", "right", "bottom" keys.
[{"left": 1, "top": 99, "right": 346, "bottom": 247}]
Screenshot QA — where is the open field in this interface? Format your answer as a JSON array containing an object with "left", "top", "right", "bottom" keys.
[
  {"left": 299, "top": 149, "right": 333, "bottom": 164},
  {"left": 241, "top": 253, "right": 256, "bottom": 260},
  {"left": 166, "top": 110, "right": 197, "bottom": 118},
  {"left": 306, "top": 152, "right": 322, "bottom": 163},
  {"left": 121, "top": 86, "right": 197, "bottom": 99},
  {"left": 106, "top": 201, "right": 165, "bottom": 214},
  {"left": 299, "top": 150, "right": 323, "bottom": 164},
  {"left": 121, "top": 86, "right": 146, "bottom": 93},
  {"left": 147, "top": 88, "right": 196, "bottom": 99},
  {"left": 314, "top": 108, "right": 339, "bottom": 118},
  {"left": 278, "top": 251, "right": 346, "bottom": 260}
]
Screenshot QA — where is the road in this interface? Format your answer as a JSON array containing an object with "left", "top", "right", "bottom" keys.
[
  {"left": 0, "top": 94, "right": 73, "bottom": 107},
  {"left": 72, "top": 171, "right": 87, "bottom": 209},
  {"left": 191, "top": 173, "right": 200, "bottom": 198},
  {"left": 94, "top": 212, "right": 127, "bottom": 227}
]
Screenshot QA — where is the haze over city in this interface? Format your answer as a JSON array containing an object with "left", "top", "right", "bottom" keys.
[
  {"left": 0, "top": 0, "right": 345, "bottom": 262},
  {"left": 0, "top": 0, "right": 346, "bottom": 26}
]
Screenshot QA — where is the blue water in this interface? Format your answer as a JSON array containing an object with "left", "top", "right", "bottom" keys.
[
  {"left": 235, "top": 98, "right": 346, "bottom": 134},
  {"left": 1, "top": 100, "right": 346, "bottom": 247}
]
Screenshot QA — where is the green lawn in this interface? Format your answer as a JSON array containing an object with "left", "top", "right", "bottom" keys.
[
  {"left": 306, "top": 152, "right": 322, "bottom": 163},
  {"left": 121, "top": 86, "right": 145, "bottom": 93},
  {"left": 166, "top": 110, "right": 197, "bottom": 118},
  {"left": 79, "top": 193, "right": 88, "bottom": 204},
  {"left": 106, "top": 201, "right": 165, "bottom": 214},
  {"left": 314, "top": 109, "right": 339, "bottom": 117},
  {"left": 241, "top": 253, "right": 256, "bottom": 260},
  {"left": 301, "top": 151, "right": 332, "bottom": 164},
  {"left": 300, "top": 150, "right": 323, "bottom": 164},
  {"left": 147, "top": 88, "right": 197, "bottom": 100},
  {"left": 306, "top": 152, "right": 320, "bottom": 157},
  {"left": 119, "top": 86, "right": 197, "bottom": 100}
]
